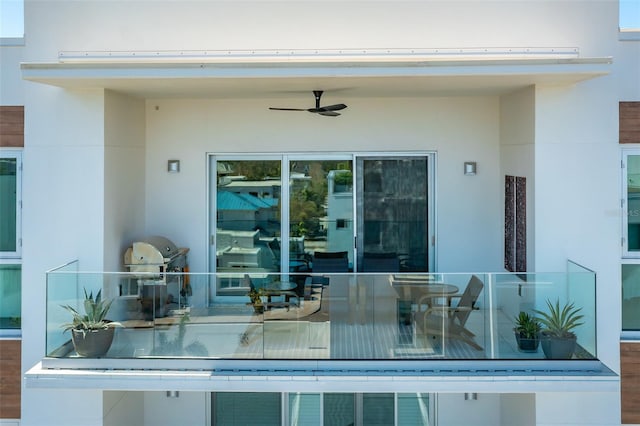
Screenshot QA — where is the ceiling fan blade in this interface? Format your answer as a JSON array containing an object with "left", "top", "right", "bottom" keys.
[
  {"left": 321, "top": 104, "right": 347, "bottom": 112},
  {"left": 318, "top": 111, "right": 341, "bottom": 117},
  {"left": 269, "top": 107, "right": 306, "bottom": 111}
]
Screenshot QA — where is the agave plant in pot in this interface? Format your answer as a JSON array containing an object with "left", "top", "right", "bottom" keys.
[
  {"left": 513, "top": 311, "right": 541, "bottom": 353},
  {"left": 534, "top": 299, "right": 584, "bottom": 359},
  {"left": 61, "top": 289, "right": 120, "bottom": 357}
]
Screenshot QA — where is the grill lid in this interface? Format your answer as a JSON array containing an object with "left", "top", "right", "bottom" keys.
[{"left": 124, "top": 236, "right": 182, "bottom": 266}]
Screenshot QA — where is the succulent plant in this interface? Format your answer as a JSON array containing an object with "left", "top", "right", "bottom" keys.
[
  {"left": 61, "top": 289, "right": 118, "bottom": 332},
  {"left": 534, "top": 299, "right": 584, "bottom": 338},
  {"left": 513, "top": 311, "right": 541, "bottom": 339}
]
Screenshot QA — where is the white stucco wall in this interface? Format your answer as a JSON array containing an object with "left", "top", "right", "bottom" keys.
[
  {"left": 23, "top": 1, "right": 618, "bottom": 61},
  {"left": 144, "top": 96, "right": 503, "bottom": 273},
  {"left": 0, "top": 44, "right": 24, "bottom": 105},
  {"left": 500, "top": 86, "right": 536, "bottom": 270},
  {"left": 104, "top": 90, "right": 146, "bottom": 272},
  {"left": 21, "top": 86, "right": 108, "bottom": 424}
]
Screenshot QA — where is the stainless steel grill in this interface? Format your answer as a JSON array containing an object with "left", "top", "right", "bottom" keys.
[{"left": 124, "top": 236, "right": 189, "bottom": 318}]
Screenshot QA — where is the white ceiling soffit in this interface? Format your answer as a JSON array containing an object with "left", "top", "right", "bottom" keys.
[{"left": 21, "top": 48, "right": 612, "bottom": 99}]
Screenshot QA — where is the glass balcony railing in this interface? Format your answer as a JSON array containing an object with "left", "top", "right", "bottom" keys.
[{"left": 44, "top": 260, "right": 596, "bottom": 365}]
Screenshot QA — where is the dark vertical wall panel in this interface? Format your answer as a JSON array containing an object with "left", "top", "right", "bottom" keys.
[
  {"left": 515, "top": 177, "right": 527, "bottom": 271},
  {"left": 504, "top": 176, "right": 515, "bottom": 271}
]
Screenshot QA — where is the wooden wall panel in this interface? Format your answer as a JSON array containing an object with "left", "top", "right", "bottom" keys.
[
  {"left": 0, "top": 106, "right": 24, "bottom": 148},
  {"left": 620, "top": 102, "right": 640, "bottom": 144},
  {"left": 0, "top": 339, "right": 21, "bottom": 419},
  {"left": 622, "top": 342, "right": 640, "bottom": 424}
]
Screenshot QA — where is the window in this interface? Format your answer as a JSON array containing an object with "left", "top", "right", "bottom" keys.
[
  {"left": 623, "top": 151, "right": 640, "bottom": 256},
  {"left": 620, "top": 1, "right": 640, "bottom": 40},
  {"left": 0, "top": 0, "right": 24, "bottom": 41},
  {"left": 623, "top": 264, "right": 640, "bottom": 331},
  {"left": 0, "top": 150, "right": 21, "bottom": 334},
  {"left": 211, "top": 392, "right": 433, "bottom": 425},
  {"left": 0, "top": 152, "right": 21, "bottom": 256}
]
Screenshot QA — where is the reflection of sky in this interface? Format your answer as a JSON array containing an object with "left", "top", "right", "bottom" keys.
[
  {"left": 0, "top": 0, "right": 23, "bottom": 38},
  {"left": 0, "top": 0, "right": 639, "bottom": 37},
  {"left": 621, "top": 0, "right": 640, "bottom": 29}
]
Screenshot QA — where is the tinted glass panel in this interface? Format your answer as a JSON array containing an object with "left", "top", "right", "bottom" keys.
[
  {"left": 362, "top": 393, "right": 394, "bottom": 425},
  {"left": 358, "top": 157, "right": 428, "bottom": 272},
  {"left": 289, "top": 393, "right": 320, "bottom": 426},
  {"left": 623, "top": 264, "right": 640, "bottom": 331},
  {"left": 324, "top": 393, "right": 355, "bottom": 426},
  {"left": 213, "top": 392, "right": 281, "bottom": 426},
  {"left": 398, "top": 393, "right": 431, "bottom": 425},
  {"left": 0, "top": 264, "right": 20, "bottom": 329},
  {"left": 0, "top": 158, "right": 17, "bottom": 252}
]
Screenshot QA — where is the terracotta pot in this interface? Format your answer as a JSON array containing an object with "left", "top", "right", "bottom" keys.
[{"left": 71, "top": 327, "right": 115, "bottom": 357}]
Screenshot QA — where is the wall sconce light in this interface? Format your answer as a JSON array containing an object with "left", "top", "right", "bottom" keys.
[
  {"left": 464, "top": 393, "right": 478, "bottom": 401},
  {"left": 464, "top": 161, "right": 477, "bottom": 176},
  {"left": 166, "top": 390, "right": 180, "bottom": 398},
  {"left": 167, "top": 160, "right": 180, "bottom": 173}
]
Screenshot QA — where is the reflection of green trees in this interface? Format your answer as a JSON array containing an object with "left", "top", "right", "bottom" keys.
[
  {"left": 221, "top": 160, "right": 352, "bottom": 239},
  {"left": 226, "top": 161, "right": 281, "bottom": 180},
  {"left": 290, "top": 162, "right": 345, "bottom": 238}
]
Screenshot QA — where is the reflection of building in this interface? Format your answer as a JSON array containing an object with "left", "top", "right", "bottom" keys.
[
  {"left": 216, "top": 191, "right": 278, "bottom": 232},
  {"left": 222, "top": 179, "right": 281, "bottom": 200},
  {"left": 216, "top": 229, "right": 278, "bottom": 270},
  {"left": 326, "top": 170, "right": 353, "bottom": 262},
  {"left": 216, "top": 191, "right": 279, "bottom": 270}
]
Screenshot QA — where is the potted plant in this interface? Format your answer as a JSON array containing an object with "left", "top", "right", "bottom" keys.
[
  {"left": 247, "top": 287, "right": 265, "bottom": 314},
  {"left": 513, "top": 311, "right": 541, "bottom": 352},
  {"left": 534, "top": 299, "right": 584, "bottom": 359},
  {"left": 61, "top": 289, "right": 120, "bottom": 357}
]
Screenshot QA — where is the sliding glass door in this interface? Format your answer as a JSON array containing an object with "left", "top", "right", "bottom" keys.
[
  {"left": 356, "top": 156, "right": 432, "bottom": 272},
  {"left": 209, "top": 153, "right": 434, "bottom": 285},
  {"left": 288, "top": 159, "right": 354, "bottom": 271}
]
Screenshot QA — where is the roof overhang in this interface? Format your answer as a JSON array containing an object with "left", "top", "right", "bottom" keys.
[{"left": 21, "top": 48, "right": 612, "bottom": 99}]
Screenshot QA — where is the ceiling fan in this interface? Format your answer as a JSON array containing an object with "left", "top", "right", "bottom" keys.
[{"left": 269, "top": 90, "right": 347, "bottom": 117}]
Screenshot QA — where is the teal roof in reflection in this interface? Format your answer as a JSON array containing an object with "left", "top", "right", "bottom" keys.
[{"left": 217, "top": 191, "right": 278, "bottom": 211}]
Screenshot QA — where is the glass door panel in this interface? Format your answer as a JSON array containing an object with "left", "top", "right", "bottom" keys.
[
  {"left": 288, "top": 160, "right": 353, "bottom": 271},
  {"left": 626, "top": 153, "right": 640, "bottom": 254},
  {"left": 357, "top": 157, "right": 430, "bottom": 272},
  {"left": 362, "top": 393, "right": 395, "bottom": 426},
  {"left": 0, "top": 156, "right": 18, "bottom": 254},
  {"left": 215, "top": 159, "right": 282, "bottom": 275}
]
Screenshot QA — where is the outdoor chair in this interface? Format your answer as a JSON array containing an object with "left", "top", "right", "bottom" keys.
[
  {"left": 362, "top": 252, "right": 400, "bottom": 272},
  {"left": 415, "top": 275, "right": 484, "bottom": 351},
  {"left": 304, "top": 276, "right": 330, "bottom": 300},
  {"left": 312, "top": 251, "right": 349, "bottom": 273}
]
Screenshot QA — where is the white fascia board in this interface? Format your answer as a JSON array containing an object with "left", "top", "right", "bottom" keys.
[
  {"left": 56, "top": 48, "right": 582, "bottom": 64},
  {"left": 25, "top": 359, "right": 619, "bottom": 393},
  {"left": 22, "top": 57, "right": 612, "bottom": 80},
  {"left": 24, "top": 363, "right": 619, "bottom": 393}
]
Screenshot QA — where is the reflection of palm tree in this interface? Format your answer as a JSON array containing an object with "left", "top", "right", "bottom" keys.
[{"left": 153, "top": 314, "right": 208, "bottom": 357}]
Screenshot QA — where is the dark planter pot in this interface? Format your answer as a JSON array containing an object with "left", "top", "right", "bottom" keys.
[
  {"left": 539, "top": 333, "right": 577, "bottom": 359},
  {"left": 253, "top": 305, "right": 264, "bottom": 314},
  {"left": 514, "top": 331, "right": 539, "bottom": 353},
  {"left": 71, "top": 327, "right": 115, "bottom": 357}
]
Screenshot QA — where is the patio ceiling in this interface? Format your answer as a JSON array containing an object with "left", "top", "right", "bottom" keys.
[{"left": 21, "top": 50, "right": 612, "bottom": 99}]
